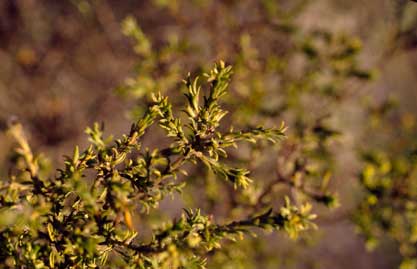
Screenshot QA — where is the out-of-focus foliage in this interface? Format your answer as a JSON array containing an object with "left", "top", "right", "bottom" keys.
[{"left": 354, "top": 98, "right": 417, "bottom": 269}]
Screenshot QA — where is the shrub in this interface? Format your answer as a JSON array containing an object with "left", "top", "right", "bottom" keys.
[
  {"left": 2, "top": 1, "right": 417, "bottom": 268},
  {"left": 0, "top": 62, "right": 320, "bottom": 268}
]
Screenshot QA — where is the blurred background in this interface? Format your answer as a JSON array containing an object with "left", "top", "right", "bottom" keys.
[{"left": 1, "top": 0, "right": 417, "bottom": 268}]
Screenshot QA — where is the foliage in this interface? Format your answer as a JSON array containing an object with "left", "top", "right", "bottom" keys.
[
  {"left": 0, "top": 63, "right": 319, "bottom": 268},
  {"left": 354, "top": 100, "right": 417, "bottom": 269},
  {"left": 2, "top": 0, "right": 416, "bottom": 268}
]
